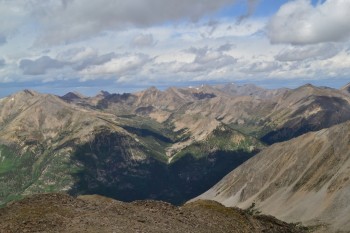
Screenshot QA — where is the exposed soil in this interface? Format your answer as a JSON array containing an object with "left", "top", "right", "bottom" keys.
[{"left": 0, "top": 193, "right": 307, "bottom": 233}]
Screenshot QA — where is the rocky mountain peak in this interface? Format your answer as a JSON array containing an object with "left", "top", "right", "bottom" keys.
[
  {"left": 96, "top": 90, "right": 111, "bottom": 97},
  {"left": 341, "top": 82, "right": 350, "bottom": 94},
  {"left": 136, "top": 86, "right": 161, "bottom": 98},
  {"left": 61, "top": 91, "right": 85, "bottom": 101},
  {"left": 10, "top": 89, "right": 40, "bottom": 98},
  {"left": 145, "top": 86, "right": 159, "bottom": 92},
  {"left": 22, "top": 89, "right": 38, "bottom": 96}
]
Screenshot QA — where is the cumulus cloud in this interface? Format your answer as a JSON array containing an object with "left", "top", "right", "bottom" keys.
[
  {"left": 57, "top": 47, "right": 117, "bottom": 71},
  {"left": 19, "top": 56, "right": 66, "bottom": 75},
  {"left": 242, "top": 61, "right": 281, "bottom": 73},
  {"left": 72, "top": 53, "right": 117, "bottom": 71},
  {"left": 17, "top": 47, "right": 151, "bottom": 79},
  {"left": 162, "top": 46, "right": 237, "bottom": 74},
  {"left": 131, "top": 34, "right": 156, "bottom": 48},
  {"left": 268, "top": 0, "right": 350, "bottom": 44},
  {"left": 80, "top": 53, "right": 151, "bottom": 79},
  {"left": 275, "top": 43, "right": 341, "bottom": 61},
  {"left": 35, "top": 0, "right": 248, "bottom": 44},
  {"left": 57, "top": 47, "right": 97, "bottom": 62}
]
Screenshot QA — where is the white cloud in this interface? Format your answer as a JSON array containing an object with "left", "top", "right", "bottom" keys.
[
  {"left": 268, "top": 0, "right": 350, "bottom": 44},
  {"left": 242, "top": 61, "right": 281, "bottom": 73},
  {"left": 79, "top": 53, "right": 151, "bottom": 80},
  {"left": 131, "top": 34, "right": 156, "bottom": 48},
  {"left": 57, "top": 47, "right": 97, "bottom": 62},
  {"left": 57, "top": 47, "right": 117, "bottom": 71},
  {"left": 153, "top": 46, "right": 237, "bottom": 78},
  {"left": 275, "top": 43, "right": 341, "bottom": 61},
  {"left": 35, "top": 0, "right": 243, "bottom": 44}
]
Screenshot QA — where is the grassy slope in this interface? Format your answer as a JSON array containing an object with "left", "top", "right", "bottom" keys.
[
  {"left": 172, "top": 124, "right": 264, "bottom": 162},
  {"left": 0, "top": 118, "right": 264, "bottom": 206}
]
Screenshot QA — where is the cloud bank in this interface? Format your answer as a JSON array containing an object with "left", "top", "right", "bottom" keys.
[
  {"left": 275, "top": 43, "right": 341, "bottom": 61},
  {"left": 37, "top": 0, "right": 241, "bottom": 44},
  {"left": 268, "top": 0, "right": 350, "bottom": 44}
]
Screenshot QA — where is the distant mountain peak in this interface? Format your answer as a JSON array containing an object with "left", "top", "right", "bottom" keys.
[
  {"left": 146, "top": 86, "right": 158, "bottom": 91},
  {"left": 23, "top": 89, "right": 38, "bottom": 96},
  {"left": 341, "top": 82, "right": 350, "bottom": 94},
  {"left": 299, "top": 83, "right": 315, "bottom": 89},
  {"left": 139, "top": 86, "right": 161, "bottom": 96},
  {"left": 293, "top": 83, "right": 319, "bottom": 94},
  {"left": 96, "top": 90, "right": 111, "bottom": 97},
  {"left": 60, "top": 91, "right": 85, "bottom": 102},
  {"left": 8, "top": 89, "right": 40, "bottom": 100}
]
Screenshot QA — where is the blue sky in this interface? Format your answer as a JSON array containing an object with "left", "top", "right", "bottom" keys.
[
  {"left": 219, "top": 0, "right": 288, "bottom": 17},
  {"left": 0, "top": 0, "right": 349, "bottom": 97}
]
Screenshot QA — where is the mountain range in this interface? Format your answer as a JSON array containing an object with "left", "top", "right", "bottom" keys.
[{"left": 1, "top": 82, "right": 350, "bottom": 232}]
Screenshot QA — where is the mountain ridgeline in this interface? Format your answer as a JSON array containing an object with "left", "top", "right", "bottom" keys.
[
  {"left": 0, "top": 83, "right": 350, "bottom": 209},
  {"left": 196, "top": 120, "right": 350, "bottom": 232}
]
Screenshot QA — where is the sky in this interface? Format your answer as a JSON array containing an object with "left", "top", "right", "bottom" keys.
[{"left": 0, "top": 0, "right": 350, "bottom": 96}]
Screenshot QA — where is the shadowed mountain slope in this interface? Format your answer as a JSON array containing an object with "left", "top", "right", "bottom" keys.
[
  {"left": 0, "top": 90, "right": 260, "bottom": 206},
  {"left": 196, "top": 121, "right": 350, "bottom": 233}
]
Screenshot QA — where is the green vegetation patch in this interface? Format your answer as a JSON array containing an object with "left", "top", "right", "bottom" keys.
[{"left": 172, "top": 124, "right": 264, "bottom": 162}]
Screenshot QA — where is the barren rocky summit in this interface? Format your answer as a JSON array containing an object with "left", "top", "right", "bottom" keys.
[{"left": 0, "top": 193, "right": 307, "bottom": 233}]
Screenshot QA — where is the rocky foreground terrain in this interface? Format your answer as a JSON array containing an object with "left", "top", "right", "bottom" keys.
[{"left": 0, "top": 193, "right": 308, "bottom": 233}]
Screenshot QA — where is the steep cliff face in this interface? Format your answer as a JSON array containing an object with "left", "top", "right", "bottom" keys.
[{"left": 196, "top": 121, "right": 350, "bottom": 232}]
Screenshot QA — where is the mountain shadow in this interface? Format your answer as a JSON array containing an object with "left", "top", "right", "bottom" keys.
[{"left": 68, "top": 131, "right": 255, "bottom": 205}]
